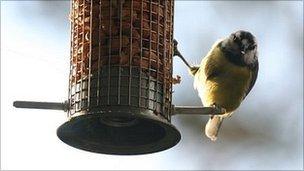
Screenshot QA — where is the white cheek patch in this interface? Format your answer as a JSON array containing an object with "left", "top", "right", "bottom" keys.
[
  {"left": 235, "top": 32, "right": 241, "bottom": 38},
  {"left": 244, "top": 50, "right": 256, "bottom": 64}
]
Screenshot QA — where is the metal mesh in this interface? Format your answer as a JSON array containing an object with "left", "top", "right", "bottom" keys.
[{"left": 68, "top": 0, "right": 174, "bottom": 121}]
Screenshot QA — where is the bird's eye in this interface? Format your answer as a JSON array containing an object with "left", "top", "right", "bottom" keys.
[{"left": 233, "top": 35, "right": 237, "bottom": 41}]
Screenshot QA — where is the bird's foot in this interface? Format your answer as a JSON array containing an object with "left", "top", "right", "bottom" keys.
[
  {"left": 172, "top": 75, "right": 181, "bottom": 85},
  {"left": 173, "top": 39, "right": 182, "bottom": 57},
  {"left": 211, "top": 103, "right": 226, "bottom": 115},
  {"left": 225, "top": 112, "right": 233, "bottom": 118}
]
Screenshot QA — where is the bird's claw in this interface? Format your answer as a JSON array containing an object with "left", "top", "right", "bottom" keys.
[
  {"left": 173, "top": 39, "right": 182, "bottom": 57},
  {"left": 211, "top": 103, "right": 226, "bottom": 115},
  {"left": 172, "top": 75, "right": 181, "bottom": 85}
]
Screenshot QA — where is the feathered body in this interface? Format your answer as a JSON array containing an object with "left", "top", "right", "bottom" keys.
[{"left": 191, "top": 31, "right": 259, "bottom": 141}]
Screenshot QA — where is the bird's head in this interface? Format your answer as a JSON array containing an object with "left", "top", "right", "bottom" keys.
[{"left": 220, "top": 30, "right": 258, "bottom": 66}]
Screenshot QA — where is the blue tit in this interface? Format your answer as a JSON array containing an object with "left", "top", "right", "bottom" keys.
[{"left": 190, "top": 30, "right": 259, "bottom": 141}]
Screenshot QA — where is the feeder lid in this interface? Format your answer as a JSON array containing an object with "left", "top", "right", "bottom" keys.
[{"left": 57, "top": 112, "right": 181, "bottom": 155}]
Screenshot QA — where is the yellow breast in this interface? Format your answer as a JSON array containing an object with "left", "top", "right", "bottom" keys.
[{"left": 195, "top": 46, "right": 252, "bottom": 113}]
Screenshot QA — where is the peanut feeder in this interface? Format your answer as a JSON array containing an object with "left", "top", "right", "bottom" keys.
[{"left": 13, "top": 0, "right": 225, "bottom": 155}]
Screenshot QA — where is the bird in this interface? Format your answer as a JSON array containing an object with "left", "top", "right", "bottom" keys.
[
  {"left": 173, "top": 30, "right": 259, "bottom": 141},
  {"left": 192, "top": 30, "right": 259, "bottom": 141}
]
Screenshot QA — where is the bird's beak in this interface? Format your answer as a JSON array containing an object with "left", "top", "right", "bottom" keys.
[{"left": 241, "top": 51, "right": 245, "bottom": 55}]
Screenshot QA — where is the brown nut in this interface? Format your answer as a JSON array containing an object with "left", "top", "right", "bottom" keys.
[
  {"left": 120, "top": 52, "right": 129, "bottom": 65},
  {"left": 143, "top": 11, "right": 149, "bottom": 20},
  {"left": 151, "top": 51, "right": 158, "bottom": 60},
  {"left": 133, "top": 1, "right": 141, "bottom": 9},
  {"left": 85, "top": 31, "right": 90, "bottom": 41},
  {"left": 143, "top": 29, "right": 149, "bottom": 39},
  {"left": 132, "top": 56, "right": 140, "bottom": 67},
  {"left": 151, "top": 42, "right": 157, "bottom": 51},
  {"left": 132, "top": 42, "right": 141, "bottom": 56},
  {"left": 152, "top": 4, "right": 158, "bottom": 13},
  {"left": 150, "top": 70, "right": 157, "bottom": 78},
  {"left": 122, "top": 8, "right": 131, "bottom": 18},
  {"left": 151, "top": 32, "right": 158, "bottom": 41},
  {"left": 141, "top": 59, "right": 149, "bottom": 69},
  {"left": 151, "top": 60, "right": 158, "bottom": 70},
  {"left": 142, "top": 2, "right": 149, "bottom": 10},
  {"left": 143, "top": 50, "right": 157, "bottom": 60},
  {"left": 132, "top": 10, "right": 139, "bottom": 20},
  {"left": 84, "top": 17, "right": 90, "bottom": 24},
  {"left": 143, "top": 21, "right": 150, "bottom": 29},
  {"left": 132, "top": 29, "right": 141, "bottom": 39}
]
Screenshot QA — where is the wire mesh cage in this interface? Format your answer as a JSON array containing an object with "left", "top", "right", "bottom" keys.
[
  {"left": 56, "top": 0, "right": 180, "bottom": 155},
  {"left": 68, "top": 0, "right": 174, "bottom": 123}
]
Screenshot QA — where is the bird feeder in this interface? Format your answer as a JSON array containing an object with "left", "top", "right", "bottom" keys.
[{"left": 13, "top": 0, "right": 224, "bottom": 155}]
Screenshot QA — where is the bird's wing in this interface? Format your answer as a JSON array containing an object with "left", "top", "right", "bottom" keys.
[
  {"left": 204, "top": 54, "right": 222, "bottom": 80},
  {"left": 244, "top": 61, "right": 259, "bottom": 99},
  {"left": 199, "top": 40, "right": 225, "bottom": 80}
]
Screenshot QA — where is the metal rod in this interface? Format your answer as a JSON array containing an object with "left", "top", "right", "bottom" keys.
[
  {"left": 172, "top": 105, "right": 226, "bottom": 115},
  {"left": 13, "top": 101, "right": 68, "bottom": 111}
]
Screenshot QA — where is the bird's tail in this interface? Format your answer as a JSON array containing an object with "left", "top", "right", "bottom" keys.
[
  {"left": 205, "top": 115, "right": 224, "bottom": 141},
  {"left": 189, "top": 66, "right": 200, "bottom": 76}
]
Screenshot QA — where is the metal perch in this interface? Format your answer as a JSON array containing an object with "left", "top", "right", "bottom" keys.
[
  {"left": 13, "top": 101, "right": 225, "bottom": 115},
  {"left": 13, "top": 101, "right": 69, "bottom": 112},
  {"left": 172, "top": 105, "right": 225, "bottom": 115}
]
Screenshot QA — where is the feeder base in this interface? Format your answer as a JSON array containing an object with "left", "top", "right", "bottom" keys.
[{"left": 57, "top": 112, "right": 180, "bottom": 155}]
